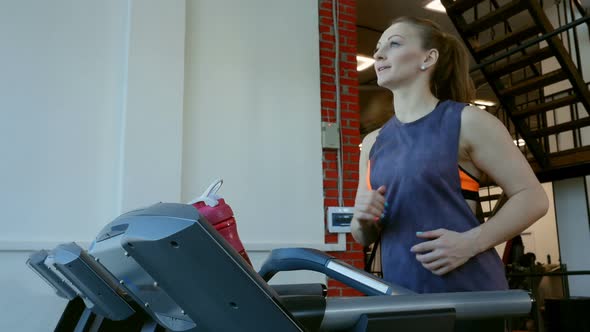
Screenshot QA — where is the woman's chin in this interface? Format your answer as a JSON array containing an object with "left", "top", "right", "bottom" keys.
[
  {"left": 377, "top": 75, "right": 411, "bottom": 91},
  {"left": 377, "top": 77, "right": 396, "bottom": 90}
]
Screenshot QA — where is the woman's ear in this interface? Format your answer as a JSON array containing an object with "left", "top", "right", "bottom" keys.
[{"left": 421, "top": 48, "right": 439, "bottom": 71}]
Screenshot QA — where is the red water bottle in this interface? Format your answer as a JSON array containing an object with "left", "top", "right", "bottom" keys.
[{"left": 189, "top": 179, "right": 252, "bottom": 266}]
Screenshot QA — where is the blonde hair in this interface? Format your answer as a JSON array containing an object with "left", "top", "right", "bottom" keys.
[{"left": 391, "top": 16, "right": 475, "bottom": 103}]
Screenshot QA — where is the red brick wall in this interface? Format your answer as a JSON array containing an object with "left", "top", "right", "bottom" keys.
[{"left": 318, "top": 0, "right": 364, "bottom": 297}]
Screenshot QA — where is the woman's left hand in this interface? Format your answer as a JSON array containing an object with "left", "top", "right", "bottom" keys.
[{"left": 410, "top": 228, "right": 480, "bottom": 276}]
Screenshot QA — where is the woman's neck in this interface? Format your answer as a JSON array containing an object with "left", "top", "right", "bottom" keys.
[{"left": 392, "top": 83, "right": 439, "bottom": 123}]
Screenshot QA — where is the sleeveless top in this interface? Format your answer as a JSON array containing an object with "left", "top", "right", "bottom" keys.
[{"left": 368, "top": 100, "right": 508, "bottom": 293}]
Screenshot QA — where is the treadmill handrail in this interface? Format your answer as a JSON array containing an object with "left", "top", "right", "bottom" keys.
[
  {"left": 319, "top": 290, "right": 533, "bottom": 330},
  {"left": 258, "top": 248, "right": 413, "bottom": 296}
]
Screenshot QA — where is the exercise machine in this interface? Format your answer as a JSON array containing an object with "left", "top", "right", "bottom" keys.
[{"left": 28, "top": 202, "right": 533, "bottom": 331}]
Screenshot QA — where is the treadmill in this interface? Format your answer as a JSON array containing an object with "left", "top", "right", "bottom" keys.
[{"left": 27, "top": 202, "right": 533, "bottom": 331}]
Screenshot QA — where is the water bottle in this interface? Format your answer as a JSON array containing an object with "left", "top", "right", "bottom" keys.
[{"left": 189, "top": 179, "right": 252, "bottom": 266}]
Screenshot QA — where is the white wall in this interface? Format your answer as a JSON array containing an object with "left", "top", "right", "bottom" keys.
[
  {"left": 0, "top": 2, "right": 130, "bottom": 331},
  {"left": 0, "top": 0, "right": 128, "bottom": 245},
  {"left": 182, "top": 0, "right": 325, "bottom": 246},
  {"left": 0, "top": 1, "right": 328, "bottom": 331},
  {"left": 0, "top": 1, "right": 184, "bottom": 331},
  {"left": 0, "top": 0, "right": 186, "bottom": 247}
]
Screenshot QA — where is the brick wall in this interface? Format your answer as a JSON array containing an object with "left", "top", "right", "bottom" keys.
[{"left": 318, "top": 0, "right": 364, "bottom": 297}]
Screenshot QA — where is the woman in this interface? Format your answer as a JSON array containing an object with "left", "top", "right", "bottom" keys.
[{"left": 351, "top": 16, "right": 548, "bottom": 295}]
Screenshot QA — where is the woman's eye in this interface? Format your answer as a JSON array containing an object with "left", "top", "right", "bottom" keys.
[{"left": 390, "top": 41, "right": 400, "bottom": 47}]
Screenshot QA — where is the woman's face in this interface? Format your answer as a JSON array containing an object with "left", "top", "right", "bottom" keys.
[{"left": 373, "top": 22, "right": 429, "bottom": 89}]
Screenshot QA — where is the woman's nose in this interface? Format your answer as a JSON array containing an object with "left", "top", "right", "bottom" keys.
[{"left": 373, "top": 48, "right": 385, "bottom": 60}]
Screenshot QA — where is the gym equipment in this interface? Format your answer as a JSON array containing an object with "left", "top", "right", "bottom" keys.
[{"left": 28, "top": 202, "right": 533, "bottom": 331}]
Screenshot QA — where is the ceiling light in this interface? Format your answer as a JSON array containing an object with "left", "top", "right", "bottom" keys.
[
  {"left": 357, "top": 55, "right": 375, "bottom": 71},
  {"left": 513, "top": 139, "right": 526, "bottom": 147},
  {"left": 424, "top": 0, "right": 447, "bottom": 13},
  {"left": 473, "top": 99, "right": 496, "bottom": 107}
]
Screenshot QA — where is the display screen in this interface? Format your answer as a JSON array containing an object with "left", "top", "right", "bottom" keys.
[{"left": 333, "top": 213, "right": 353, "bottom": 226}]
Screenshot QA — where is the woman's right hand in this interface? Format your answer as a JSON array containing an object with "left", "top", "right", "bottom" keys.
[{"left": 353, "top": 185, "right": 387, "bottom": 229}]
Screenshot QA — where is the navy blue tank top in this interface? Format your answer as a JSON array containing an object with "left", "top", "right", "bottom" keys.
[{"left": 369, "top": 100, "right": 508, "bottom": 293}]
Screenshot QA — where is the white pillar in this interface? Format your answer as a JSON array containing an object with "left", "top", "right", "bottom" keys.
[
  {"left": 118, "top": 0, "right": 186, "bottom": 213},
  {"left": 553, "top": 177, "right": 590, "bottom": 296}
]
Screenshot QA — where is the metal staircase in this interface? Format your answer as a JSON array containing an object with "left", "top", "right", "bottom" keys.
[{"left": 442, "top": 0, "right": 590, "bottom": 182}]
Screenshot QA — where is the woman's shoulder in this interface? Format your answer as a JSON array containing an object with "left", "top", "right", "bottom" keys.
[
  {"left": 443, "top": 100, "right": 492, "bottom": 122},
  {"left": 442, "top": 99, "right": 474, "bottom": 109},
  {"left": 362, "top": 128, "right": 381, "bottom": 147},
  {"left": 360, "top": 128, "right": 381, "bottom": 160},
  {"left": 459, "top": 103, "right": 511, "bottom": 148},
  {"left": 459, "top": 104, "right": 500, "bottom": 125}
]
